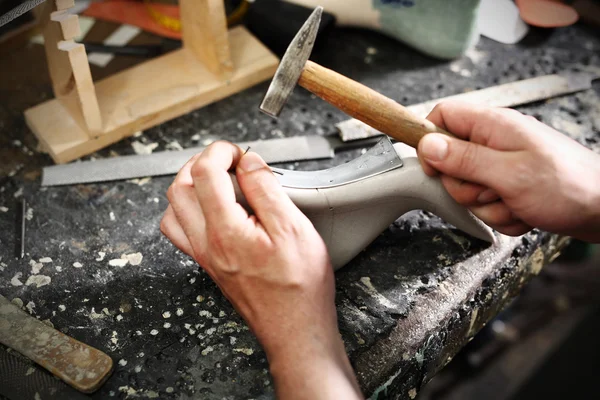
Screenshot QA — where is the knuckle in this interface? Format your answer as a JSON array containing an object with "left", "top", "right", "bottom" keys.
[
  {"left": 166, "top": 182, "right": 186, "bottom": 202},
  {"left": 205, "top": 140, "right": 237, "bottom": 156},
  {"left": 190, "top": 158, "right": 211, "bottom": 179}
]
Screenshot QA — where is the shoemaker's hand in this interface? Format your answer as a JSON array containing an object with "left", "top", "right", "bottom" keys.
[
  {"left": 418, "top": 101, "right": 600, "bottom": 242},
  {"left": 160, "top": 141, "right": 362, "bottom": 400}
]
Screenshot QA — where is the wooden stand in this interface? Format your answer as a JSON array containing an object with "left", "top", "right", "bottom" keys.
[{"left": 24, "top": 0, "right": 279, "bottom": 164}]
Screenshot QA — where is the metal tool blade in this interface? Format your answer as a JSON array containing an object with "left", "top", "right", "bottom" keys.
[
  {"left": 259, "top": 6, "right": 323, "bottom": 117},
  {"left": 336, "top": 69, "right": 600, "bottom": 142},
  {"left": 272, "top": 137, "right": 402, "bottom": 189},
  {"left": 42, "top": 135, "right": 377, "bottom": 186},
  {"left": 0, "top": 295, "right": 113, "bottom": 393},
  {"left": 0, "top": 0, "right": 46, "bottom": 28}
]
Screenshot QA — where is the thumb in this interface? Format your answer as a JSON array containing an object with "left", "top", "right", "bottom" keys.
[
  {"left": 418, "top": 133, "right": 512, "bottom": 188},
  {"left": 236, "top": 152, "right": 303, "bottom": 235}
]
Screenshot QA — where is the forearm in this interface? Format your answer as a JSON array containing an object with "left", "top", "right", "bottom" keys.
[{"left": 267, "top": 332, "right": 363, "bottom": 400}]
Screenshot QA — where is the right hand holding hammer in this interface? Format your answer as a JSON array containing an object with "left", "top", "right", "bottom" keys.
[{"left": 418, "top": 101, "right": 600, "bottom": 242}]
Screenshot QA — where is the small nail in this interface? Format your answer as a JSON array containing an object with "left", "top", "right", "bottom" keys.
[
  {"left": 421, "top": 135, "right": 449, "bottom": 161},
  {"left": 478, "top": 188, "right": 500, "bottom": 204},
  {"left": 239, "top": 152, "right": 265, "bottom": 172}
]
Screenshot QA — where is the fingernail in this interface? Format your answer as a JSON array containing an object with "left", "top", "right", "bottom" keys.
[
  {"left": 239, "top": 152, "right": 265, "bottom": 172},
  {"left": 477, "top": 188, "right": 500, "bottom": 203},
  {"left": 421, "top": 135, "right": 449, "bottom": 161}
]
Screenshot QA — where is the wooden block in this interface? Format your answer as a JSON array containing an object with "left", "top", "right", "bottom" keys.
[
  {"left": 180, "top": 0, "right": 233, "bottom": 78},
  {"left": 51, "top": 10, "right": 80, "bottom": 40},
  {"left": 55, "top": 0, "right": 75, "bottom": 11},
  {"left": 25, "top": 26, "right": 278, "bottom": 164}
]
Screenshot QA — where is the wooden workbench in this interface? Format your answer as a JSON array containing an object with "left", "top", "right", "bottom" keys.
[{"left": 0, "top": 18, "right": 599, "bottom": 400}]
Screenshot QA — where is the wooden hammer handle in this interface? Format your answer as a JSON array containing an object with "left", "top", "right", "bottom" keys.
[{"left": 298, "top": 60, "right": 453, "bottom": 148}]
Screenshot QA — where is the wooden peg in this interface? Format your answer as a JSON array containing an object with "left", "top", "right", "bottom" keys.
[{"left": 180, "top": 0, "right": 234, "bottom": 78}]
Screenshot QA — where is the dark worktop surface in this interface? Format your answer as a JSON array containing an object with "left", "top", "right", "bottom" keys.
[{"left": 1, "top": 19, "right": 599, "bottom": 400}]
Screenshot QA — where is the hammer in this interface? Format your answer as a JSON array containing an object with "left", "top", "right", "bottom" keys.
[{"left": 259, "top": 6, "right": 453, "bottom": 149}]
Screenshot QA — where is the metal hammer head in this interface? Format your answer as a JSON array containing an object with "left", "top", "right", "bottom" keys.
[{"left": 259, "top": 6, "right": 323, "bottom": 118}]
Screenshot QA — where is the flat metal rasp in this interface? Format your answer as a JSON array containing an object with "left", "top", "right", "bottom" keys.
[
  {"left": 336, "top": 69, "right": 600, "bottom": 141},
  {"left": 0, "top": 346, "right": 90, "bottom": 400},
  {"left": 0, "top": 0, "right": 46, "bottom": 27},
  {"left": 41, "top": 135, "right": 380, "bottom": 186},
  {"left": 0, "top": 295, "right": 113, "bottom": 393}
]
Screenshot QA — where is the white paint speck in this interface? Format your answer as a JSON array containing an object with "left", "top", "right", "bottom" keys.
[
  {"left": 162, "top": 311, "right": 171, "bottom": 318},
  {"left": 189, "top": 277, "right": 196, "bottom": 284},
  {"left": 118, "top": 359, "right": 127, "bottom": 366},
  {"left": 11, "top": 272, "right": 23, "bottom": 286},
  {"left": 176, "top": 308, "right": 184, "bottom": 316},
  {"left": 230, "top": 336, "right": 237, "bottom": 345},
  {"left": 367, "top": 47, "right": 378, "bottom": 55},
  {"left": 166, "top": 141, "right": 183, "bottom": 151},
  {"left": 25, "top": 301, "right": 35, "bottom": 314},
  {"left": 25, "top": 275, "right": 51, "bottom": 288},
  {"left": 89, "top": 308, "right": 106, "bottom": 320},
  {"left": 206, "top": 327, "right": 216, "bottom": 335},
  {"left": 14, "top": 187, "right": 23, "bottom": 198},
  {"left": 138, "top": 352, "right": 145, "bottom": 357},
  {"left": 198, "top": 310, "right": 212, "bottom": 318},
  {"left": 55, "top": 266, "right": 62, "bottom": 272},
  {"left": 111, "top": 331, "right": 118, "bottom": 345},
  {"left": 30, "top": 259, "right": 43, "bottom": 274},
  {"left": 163, "top": 322, "right": 171, "bottom": 328},
  {"left": 0, "top": 206, "right": 8, "bottom": 212},
  {"left": 25, "top": 207, "right": 33, "bottom": 221},
  {"left": 134, "top": 365, "right": 142, "bottom": 373},
  {"left": 124, "top": 252, "right": 143, "bottom": 266},
  {"left": 96, "top": 252, "right": 106, "bottom": 261},
  {"left": 34, "top": 393, "right": 41, "bottom": 400},
  {"left": 108, "top": 258, "right": 128, "bottom": 267},
  {"left": 26, "top": 367, "right": 36, "bottom": 375},
  {"left": 191, "top": 134, "right": 201, "bottom": 141},
  {"left": 201, "top": 346, "right": 214, "bottom": 356},
  {"left": 196, "top": 295, "right": 204, "bottom": 302},
  {"left": 132, "top": 141, "right": 159, "bottom": 155},
  {"left": 408, "top": 388, "right": 417, "bottom": 399},
  {"left": 11, "top": 298, "right": 23, "bottom": 308},
  {"left": 218, "top": 311, "right": 226, "bottom": 317},
  {"left": 150, "top": 329, "right": 159, "bottom": 335},
  {"left": 233, "top": 348, "right": 254, "bottom": 356},
  {"left": 116, "top": 314, "right": 123, "bottom": 321},
  {"left": 59, "top": 305, "right": 66, "bottom": 311},
  {"left": 73, "top": 262, "right": 83, "bottom": 268},
  {"left": 39, "top": 257, "right": 52, "bottom": 263},
  {"left": 166, "top": 387, "right": 174, "bottom": 393},
  {"left": 153, "top": 198, "right": 159, "bottom": 203},
  {"left": 109, "top": 212, "right": 116, "bottom": 221}
]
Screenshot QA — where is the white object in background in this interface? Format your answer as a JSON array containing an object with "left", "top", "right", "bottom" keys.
[
  {"left": 87, "top": 24, "right": 141, "bottom": 67},
  {"left": 478, "top": 0, "right": 529, "bottom": 44}
]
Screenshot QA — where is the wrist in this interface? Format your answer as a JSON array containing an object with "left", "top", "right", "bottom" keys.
[
  {"left": 266, "top": 330, "right": 362, "bottom": 399},
  {"left": 574, "top": 152, "right": 600, "bottom": 242}
]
